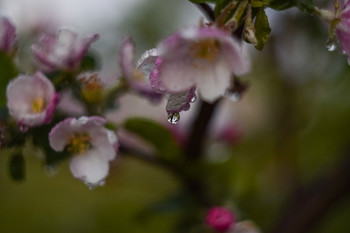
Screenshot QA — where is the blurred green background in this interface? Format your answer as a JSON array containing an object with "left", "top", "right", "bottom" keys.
[{"left": 1, "top": 0, "right": 350, "bottom": 232}]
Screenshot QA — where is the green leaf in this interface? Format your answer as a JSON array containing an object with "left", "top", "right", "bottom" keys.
[
  {"left": 296, "top": 0, "right": 314, "bottom": 13},
  {"left": 0, "top": 51, "right": 18, "bottom": 106},
  {"left": 189, "top": 0, "right": 218, "bottom": 3},
  {"left": 9, "top": 153, "right": 25, "bottom": 181},
  {"left": 254, "top": 7, "right": 271, "bottom": 50},
  {"left": 123, "top": 117, "right": 181, "bottom": 160},
  {"left": 264, "top": 0, "right": 295, "bottom": 11},
  {"left": 79, "top": 52, "right": 101, "bottom": 72}
]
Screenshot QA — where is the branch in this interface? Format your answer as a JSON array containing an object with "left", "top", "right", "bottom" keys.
[
  {"left": 185, "top": 100, "right": 220, "bottom": 159},
  {"left": 119, "top": 144, "right": 213, "bottom": 206},
  {"left": 195, "top": 3, "right": 215, "bottom": 21},
  {"left": 269, "top": 153, "right": 350, "bottom": 233}
]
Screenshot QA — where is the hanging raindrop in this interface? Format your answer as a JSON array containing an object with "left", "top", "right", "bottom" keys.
[
  {"left": 167, "top": 112, "right": 180, "bottom": 125},
  {"left": 326, "top": 39, "right": 337, "bottom": 52},
  {"left": 190, "top": 94, "right": 196, "bottom": 103},
  {"left": 225, "top": 90, "right": 241, "bottom": 102},
  {"left": 18, "top": 124, "right": 29, "bottom": 133}
]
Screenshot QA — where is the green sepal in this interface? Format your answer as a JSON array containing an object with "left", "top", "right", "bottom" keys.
[
  {"left": 123, "top": 117, "right": 181, "bottom": 161},
  {"left": 254, "top": 7, "right": 271, "bottom": 50},
  {"left": 0, "top": 51, "right": 18, "bottom": 106},
  {"left": 214, "top": 0, "right": 234, "bottom": 18},
  {"left": 9, "top": 153, "right": 25, "bottom": 181}
]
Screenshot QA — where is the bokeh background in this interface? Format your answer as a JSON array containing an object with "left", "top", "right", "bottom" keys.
[{"left": 0, "top": 0, "right": 350, "bottom": 232}]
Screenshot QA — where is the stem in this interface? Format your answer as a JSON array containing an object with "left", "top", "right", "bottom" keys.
[
  {"left": 195, "top": 3, "right": 215, "bottom": 21},
  {"left": 119, "top": 144, "right": 213, "bottom": 206},
  {"left": 269, "top": 154, "right": 350, "bottom": 233},
  {"left": 185, "top": 100, "right": 220, "bottom": 160}
]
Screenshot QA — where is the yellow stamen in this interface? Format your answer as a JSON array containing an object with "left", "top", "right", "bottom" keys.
[
  {"left": 66, "top": 133, "right": 92, "bottom": 154},
  {"left": 32, "top": 97, "right": 45, "bottom": 113},
  {"left": 132, "top": 69, "right": 145, "bottom": 82},
  {"left": 79, "top": 74, "right": 102, "bottom": 90},
  {"left": 189, "top": 39, "right": 219, "bottom": 63}
]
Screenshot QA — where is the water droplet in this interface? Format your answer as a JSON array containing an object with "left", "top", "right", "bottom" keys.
[
  {"left": 167, "top": 112, "right": 180, "bottom": 125},
  {"left": 190, "top": 94, "right": 196, "bottom": 103},
  {"left": 18, "top": 124, "right": 29, "bottom": 132},
  {"left": 225, "top": 90, "right": 241, "bottom": 102},
  {"left": 85, "top": 179, "right": 106, "bottom": 190},
  {"left": 45, "top": 165, "right": 58, "bottom": 177},
  {"left": 326, "top": 39, "right": 337, "bottom": 52}
]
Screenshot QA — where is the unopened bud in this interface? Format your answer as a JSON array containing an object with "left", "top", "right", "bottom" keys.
[{"left": 206, "top": 207, "right": 235, "bottom": 232}]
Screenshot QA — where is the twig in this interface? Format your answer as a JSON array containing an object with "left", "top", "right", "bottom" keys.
[
  {"left": 195, "top": 3, "right": 215, "bottom": 21},
  {"left": 269, "top": 153, "right": 350, "bottom": 233}
]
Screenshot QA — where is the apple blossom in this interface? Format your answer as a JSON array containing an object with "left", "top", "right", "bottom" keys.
[
  {"left": 49, "top": 116, "right": 118, "bottom": 188},
  {"left": 153, "top": 27, "right": 250, "bottom": 103},
  {"left": 32, "top": 28, "right": 99, "bottom": 72},
  {"left": 6, "top": 72, "right": 59, "bottom": 127},
  {"left": 0, "top": 16, "right": 17, "bottom": 55}
]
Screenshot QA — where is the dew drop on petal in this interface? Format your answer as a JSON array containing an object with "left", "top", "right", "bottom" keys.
[
  {"left": 190, "top": 94, "right": 197, "bottom": 103},
  {"left": 167, "top": 112, "right": 180, "bottom": 125},
  {"left": 326, "top": 39, "right": 337, "bottom": 52},
  {"left": 85, "top": 179, "right": 106, "bottom": 190}
]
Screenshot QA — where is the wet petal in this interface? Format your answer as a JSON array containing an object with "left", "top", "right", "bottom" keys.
[
  {"left": 166, "top": 87, "right": 196, "bottom": 113},
  {"left": 69, "top": 148, "right": 110, "bottom": 187}
]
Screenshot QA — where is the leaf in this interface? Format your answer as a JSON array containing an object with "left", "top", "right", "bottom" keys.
[
  {"left": 79, "top": 52, "right": 101, "bottom": 72},
  {"left": 264, "top": 0, "right": 295, "bottom": 10},
  {"left": 0, "top": 51, "right": 18, "bottom": 106},
  {"left": 189, "top": 0, "right": 218, "bottom": 3},
  {"left": 296, "top": 0, "right": 314, "bottom": 13},
  {"left": 123, "top": 117, "right": 181, "bottom": 160},
  {"left": 254, "top": 7, "right": 271, "bottom": 50},
  {"left": 9, "top": 153, "right": 25, "bottom": 181}
]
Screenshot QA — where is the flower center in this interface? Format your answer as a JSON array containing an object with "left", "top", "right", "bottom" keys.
[
  {"left": 66, "top": 133, "right": 92, "bottom": 154},
  {"left": 132, "top": 69, "right": 145, "bottom": 82},
  {"left": 190, "top": 39, "right": 219, "bottom": 63},
  {"left": 32, "top": 97, "right": 46, "bottom": 113},
  {"left": 79, "top": 74, "right": 102, "bottom": 90}
]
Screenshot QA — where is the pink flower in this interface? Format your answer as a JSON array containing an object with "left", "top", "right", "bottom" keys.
[
  {"left": 6, "top": 72, "right": 59, "bottom": 127},
  {"left": 49, "top": 116, "right": 118, "bottom": 188},
  {"left": 32, "top": 29, "right": 99, "bottom": 72},
  {"left": 119, "top": 37, "right": 163, "bottom": 103},
  {"left": 336, "top": 0, "right": 350, "bottom": 62},
  {"left": 206, "top": 207, "right": 235, "bottom": 232},
  {"left": 153, "top": 27, "right": 250, "bottom": 103},
  {"left": 0, "top": 16, "right": 17, "bottom": 55}
]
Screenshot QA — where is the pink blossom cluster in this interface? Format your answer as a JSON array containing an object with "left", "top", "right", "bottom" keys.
[{"left": 1, "top": 13, "right": 250, "bottom": 187}]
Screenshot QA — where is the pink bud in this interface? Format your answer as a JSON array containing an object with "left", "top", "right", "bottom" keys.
[{"left": 206, "top": 207, "right": 235, "bottom": 232}]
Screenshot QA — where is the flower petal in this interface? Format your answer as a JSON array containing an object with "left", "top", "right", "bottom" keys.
[
  {"left": 166, "top": 87, "right": 196, "bottom": 113},
  {"left": 69, "top": 148, "right": 110, "bottom": 187}
]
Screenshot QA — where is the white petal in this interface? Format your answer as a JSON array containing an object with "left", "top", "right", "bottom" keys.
[
  {"left": 69, "top": 149, "right": 110, "bottom": 187},
  {"left": 197, "top": 58, "right": 232, "bottom": 103}
]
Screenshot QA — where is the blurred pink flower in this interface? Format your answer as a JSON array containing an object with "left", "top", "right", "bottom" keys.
[
  {"left": 336, "top": 0, "right": 350, "bottom": 61},
  {"left": 119, "top": 37, "right": 163, "bottom": 103},
  {"left": 49, "top": 116, "right": 118, "bottom": 188},
  {"left": 153, "top": 27, "right": 250, "bottom": 103},
  {"left": 206, "top": 207, "right": 235, "bottom": 232},
  {"left": 0, "top": 16, "right": 17, "bottom": 56},
  {"left": 32, "top": 28, "right": 99, "bottom": 72},
  {"left": 6, "top": 72, "right": 59, "bottom": 127}
]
